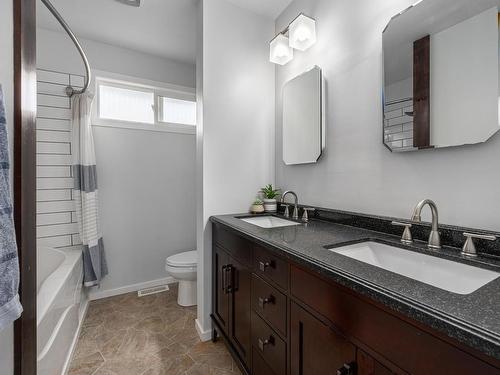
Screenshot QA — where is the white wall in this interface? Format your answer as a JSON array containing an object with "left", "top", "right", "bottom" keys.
[
  {"left": 276, "top": 0, "right": 500, "bottom": 232},
  {"left": 37, "top": 28, "right": 197, "bottom": 297},
  {"left": 196, "top": 0, "right": 275, "bottom": 336},
  {"left": 37, "top": 28, "right": 195, "bottom": 88},
  {"left": 431, "top": 7, "right": 499, "bottom": 147},
  {"left": 0, "top": 0, "right": 15, "bottom": 373}
]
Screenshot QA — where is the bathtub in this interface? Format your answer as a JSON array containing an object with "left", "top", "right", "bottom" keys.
[{"left": 37, "top": 246, "right": 83, "bottom": 375}]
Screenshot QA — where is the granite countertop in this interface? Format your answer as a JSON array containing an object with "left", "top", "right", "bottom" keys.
[{"left": 210, "top": 213, "right": 500, "bottom": 360}]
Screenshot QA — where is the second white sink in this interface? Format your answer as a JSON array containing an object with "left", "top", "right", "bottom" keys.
[
  {"left": 240, "top": 216, "right": 300, "bottom": 229},
  {"left": 330, "top": 241, "right": 499, "bottom": 295}
]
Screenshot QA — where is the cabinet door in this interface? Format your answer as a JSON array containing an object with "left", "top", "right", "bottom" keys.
[
  {"left": 213, "top": 246, "right": 229, "bottom": 330},
  {"left": 290, "top": 302, "right": 356, "bottom": 375},
  {"left": 357, "top": 349, "right": 395, "bottom": 375},
  {"left": 228, "top": 256, "right": 252, "bottom": 366}
]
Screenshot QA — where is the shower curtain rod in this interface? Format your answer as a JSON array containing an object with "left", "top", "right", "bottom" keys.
[{"left": 41, "top": 0, "right": 91, "bottom": 96}]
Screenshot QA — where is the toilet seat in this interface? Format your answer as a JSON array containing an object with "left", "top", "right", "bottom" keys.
[{"left": 166, "top": 250, "right": 197, "bottom": 268}]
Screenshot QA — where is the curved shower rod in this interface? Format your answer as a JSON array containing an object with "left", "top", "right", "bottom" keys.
[{"left": 41, "top": 0, "right": 91, "bottom": 96}]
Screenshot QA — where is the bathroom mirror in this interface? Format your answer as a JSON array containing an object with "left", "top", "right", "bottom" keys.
[
  {"left": 383, "top": 0, "right": 500, "bottom": 152},
  {"left": 282, "top": 66, "right": 325, "bottom": 165}
]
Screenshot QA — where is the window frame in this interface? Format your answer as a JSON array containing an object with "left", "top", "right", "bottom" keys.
[{"left": 92, "top": 71, "right": 196, "bottom": 135}]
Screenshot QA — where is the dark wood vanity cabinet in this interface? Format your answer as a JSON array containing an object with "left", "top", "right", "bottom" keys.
[
  {"left": 211, "top": 223, "right": 500, "bottom": 375},
  {"left": 290, "top": 301, "right": 356, "bottom": 375},
  {"left": 213, "top": 243, "right": 252, "bottom": 366}
]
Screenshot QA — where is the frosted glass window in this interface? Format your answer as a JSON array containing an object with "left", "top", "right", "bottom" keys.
[
  {"left": 160, "top": 97, "right": 196, "bottom": 125},
  {"left": 99, "top": 85, "right": 154, "bottom": 124}
]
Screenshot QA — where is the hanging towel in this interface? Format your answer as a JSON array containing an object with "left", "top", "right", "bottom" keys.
[
  {"left": 0, "top": 85, "right": 23, "bottom": 330},
  {"left": 72, "top": 93, "right": 108, "bottom": 287}
]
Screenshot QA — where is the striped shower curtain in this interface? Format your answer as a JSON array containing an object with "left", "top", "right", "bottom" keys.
[{"left": 72, "top": 93, "right": 108, "bottom": 287}]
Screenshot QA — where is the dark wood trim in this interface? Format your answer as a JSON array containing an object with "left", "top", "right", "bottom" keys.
[
  {"left": 13, "top": 0, "right": 37, "bottom": 374},
  {"left": 413, "top": 35, "right": 431, "bottom": 149}
]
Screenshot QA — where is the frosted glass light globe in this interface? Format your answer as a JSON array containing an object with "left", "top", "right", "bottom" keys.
[
  {"left": 270, "top": 34, "right": 294, "bottom": 65},
  {"left": 289, "top": 14, "right": 316, "bottom": 51}
]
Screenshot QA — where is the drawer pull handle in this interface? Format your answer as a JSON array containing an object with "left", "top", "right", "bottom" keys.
[
  {"left": 258, "top": 335, "right": 275, "bottom": 351},
  {"left": 336, "top": 362, "right": 356, "bottom": 375},
  {"left": 259, "top": 260, "right": 275, "bottom": 272},
  {"left": 258, "top": 295, "right": 275, "bottom": 309}
]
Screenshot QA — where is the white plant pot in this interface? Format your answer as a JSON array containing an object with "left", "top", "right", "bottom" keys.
[{"left": 263, "top": 199, "right": 277, "bottom": 212}]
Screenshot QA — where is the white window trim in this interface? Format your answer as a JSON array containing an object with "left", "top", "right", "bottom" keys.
[{"left": 91, "top": 70, "right": 196, "bottom": 135}]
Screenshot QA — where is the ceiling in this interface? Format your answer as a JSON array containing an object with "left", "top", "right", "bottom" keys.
[
  {"left": 225, "top": 0, "right": 293, "bottom": 19},
  {"left": 37, "top": 0, "right": 198, "bottom": 64}
]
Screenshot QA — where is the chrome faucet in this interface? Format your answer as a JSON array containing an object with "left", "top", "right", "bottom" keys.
[
  {"left": 410, "top": 199, "right": 441, "bottom": 249},
  {"left": 281, "top": 191, "right": 299, "bottom": 220}
]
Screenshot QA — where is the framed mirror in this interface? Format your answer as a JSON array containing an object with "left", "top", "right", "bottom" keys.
[
  {"left": 282, "top": 66, "right": 325, "bottom": 165},
  {"left": 383, "top": 0, "right": 500, "bottom": 152}
]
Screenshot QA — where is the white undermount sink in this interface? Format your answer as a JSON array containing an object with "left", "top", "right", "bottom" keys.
[
  {"left": 330, "top": 241, "right": 499, "bottom": 295},
  {"left": 239, "top": 216, "right": 300, "bottom": 229}
]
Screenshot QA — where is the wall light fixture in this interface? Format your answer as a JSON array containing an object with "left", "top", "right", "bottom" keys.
[{"left": 270, "top": 13, "right": 316, "bottom": 65}]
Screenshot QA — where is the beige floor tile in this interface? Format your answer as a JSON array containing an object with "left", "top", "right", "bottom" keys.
[{"left": 67, "top": 284, "right": 238, "bottom": 375}]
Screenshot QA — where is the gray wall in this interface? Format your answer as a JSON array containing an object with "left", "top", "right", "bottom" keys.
[
  {"left": 196, "top": 0, "right": 275, "bottom": 336},
  {"left": 276, "top": 0, "right": 500, "bottom": 231},
  {"left": 0, "top": 0, "right": 14, "bottom": 372},
  {"left": 37, "top": 28, "right": 196, "bottom": 87},
  {"left": 37, "top": 28, "right": 197, "bottom": 297}
]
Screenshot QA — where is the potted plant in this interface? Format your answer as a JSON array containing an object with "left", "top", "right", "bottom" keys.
[
  {"left": 260, "top": 184, "right": 280, "bottom": 212},
  {"left": 250, "top": 199, "right": 265, "bottom": 214}
]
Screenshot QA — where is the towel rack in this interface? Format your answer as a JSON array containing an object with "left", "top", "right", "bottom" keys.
[{"left": 41, "top": 0, "right": 91, "bottom": 96}]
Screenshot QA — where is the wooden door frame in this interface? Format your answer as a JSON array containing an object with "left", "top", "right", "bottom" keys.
[{"left": 13, "top": 0, "right": 37, "bottom": 374}]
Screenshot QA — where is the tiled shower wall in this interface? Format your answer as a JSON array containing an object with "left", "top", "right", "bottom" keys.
[
  {"left": 384, "top": 98, "right": 414, "bottom": 150},
  {"left": 36, "top": 68, "right": 83, "bottom": 248}
]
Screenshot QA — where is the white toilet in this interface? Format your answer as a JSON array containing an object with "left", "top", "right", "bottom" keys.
[{"left": 165, "top": 250, "right": 197, "bottom": 307}]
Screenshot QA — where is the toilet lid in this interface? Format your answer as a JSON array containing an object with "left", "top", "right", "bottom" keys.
[{"left": 166, "top": 250, "right": 197, "bottom": 267}]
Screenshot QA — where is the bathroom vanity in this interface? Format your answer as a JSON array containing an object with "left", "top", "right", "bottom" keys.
[{"left": 210, "top": 210, "right": 500, "bottom": 375}]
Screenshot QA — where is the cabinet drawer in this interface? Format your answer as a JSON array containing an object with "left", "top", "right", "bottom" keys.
[
  {"left": 253, "top": 245, "right": 288, "bottom": 290},
  {"left": 213, "top": 223, "right": 252, "bottom": 266},
  {"left": 252, "top": 348, "right": 277, "bottom": 375},
  {"left": 251, "top": 312, "right": 286, "bottom": 375},
  {"left": 252, "top": 274, "right": 287, "bottom": 337},
  {"left": 291, "top": 265, "right": 500, "bottom": 375}
]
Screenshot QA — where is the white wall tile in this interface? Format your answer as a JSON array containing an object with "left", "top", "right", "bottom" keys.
[
  {"left": 37, "top": 200, "right": 75, "bottom": 214},
  {"left": 37, "top": 223, "right": 79, "bottom": 238},
  {"left": 37, "top": 94, "right": 70, "bottom": 108},
  {"left": 37, "top": 154, "right": 72, "bottom": 166},
  {"left": 37, "top": 81, "right": 69, "bottom": 97},
  {"left": 37, "top": 177, "right": 74, "bottom": 190},
  {"left": 37, "top": 235, "right": 73, "bottom": 248},
  {"left": 37, "top": 69, "right": 69, "bottom": 85},
  {"left": 37, "top": 166, "right": 71, "bottom": 178},
  {"left": 37, "top": 130, "right": 71, "bottom": 143},
  {"left": 37, "top": 189, "right": 72, "bottom": 202},
  {"left": 37, "top": 118, "right": 71, "bottom": 132},
  {"left": 70, "top": 75, "right": 85, "bottom": 87},
  {"left": 37, "top": 212, "right": 72, "bottom": 226},
  {"left": 37, "top": 142, "right": 71, "bottom": 154},
  {"left": 37, "top": 106, "right": 71, "bottom": 120}
]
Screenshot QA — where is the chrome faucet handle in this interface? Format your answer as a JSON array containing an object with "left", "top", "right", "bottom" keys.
[
  {"left": 281, "top": 204, "right": 290, "bottom": 218},
  {"left": 391, "top": 221, "right": 413, "bottom": 244},
  {"left": 302, "top": 208, "right": 315, "bottom": 222},
  {"left": 292, "top": 206, "right": 299, "bottom": 220},
  {"left": 461, "top": 232, "right": 497, "bottom": 258}
]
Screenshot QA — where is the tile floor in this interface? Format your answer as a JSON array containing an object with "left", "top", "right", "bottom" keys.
[{"left": 68, "top": 284, "right": 241, "bottom": 375}]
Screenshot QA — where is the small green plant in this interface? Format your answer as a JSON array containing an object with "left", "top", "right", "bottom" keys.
[
  {"left": 260, "top": 184, "right": 280, "bottom": 200},
  {"left": 253, "top": 199, "right": 264, "bottom": 205}
]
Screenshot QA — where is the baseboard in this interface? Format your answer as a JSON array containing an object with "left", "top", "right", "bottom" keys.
[
  {"left": 61, "top": 299, "right": 89, "bottom": 375},
  {"left": 195, "top": 318, "right": 212, "bottom": 342},
  {"left": 88, "top": 277, "right": 176, "bottom": 301}
]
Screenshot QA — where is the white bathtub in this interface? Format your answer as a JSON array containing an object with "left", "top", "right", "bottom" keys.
[{"left": 37, "top": 246, "right": 83, "bottom": 375}]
